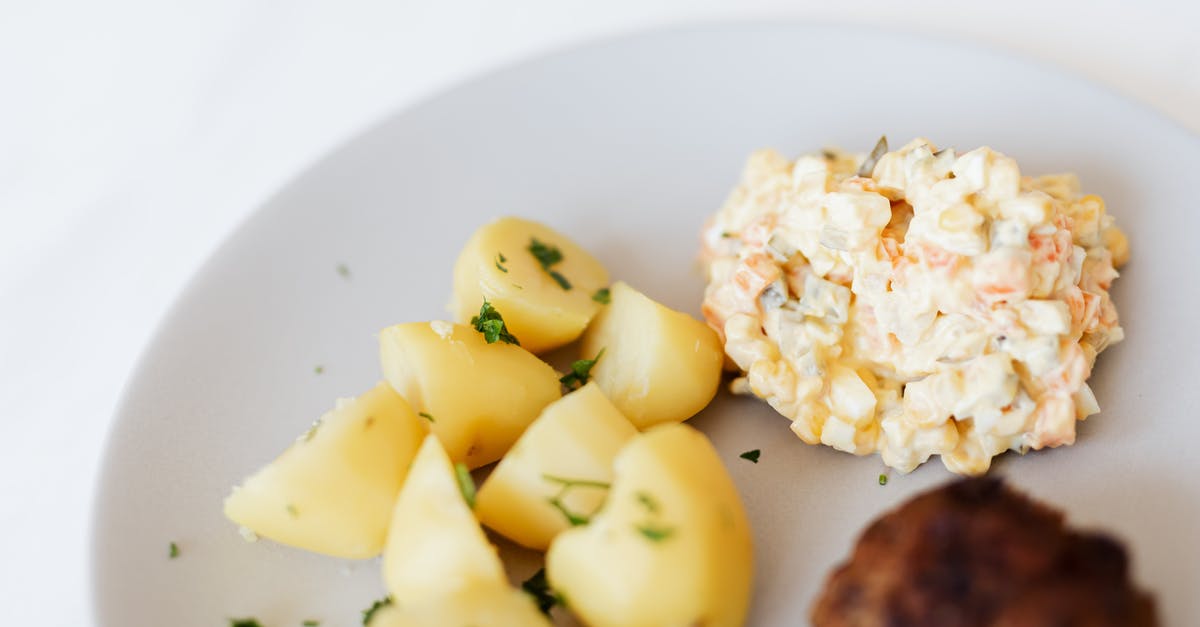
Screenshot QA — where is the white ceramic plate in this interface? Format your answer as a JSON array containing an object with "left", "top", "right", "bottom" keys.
[{"left": 91, "top": 23, "right": 1200, "bottom": 626}]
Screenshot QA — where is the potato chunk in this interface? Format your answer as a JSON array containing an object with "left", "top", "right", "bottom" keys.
[
  {"left": 546, "top": 424, "right": 754, "bottom": 627},
  {"left": 223, "top": 382, "right": 426, "bottom": 558},
  {"left": 580, "top": 281, "right": 724, "bottom": 429},
  {"left": 475, "top": 382, "right": 637, "bottom": 550},
  {"left": 450, "top": 216, "right": 610, "bottom": 353},
  {"left": 381, "top": 434, "right": 505, "bottom": 601},
  {"left": 379, "top": 320, "right": 562, "bottom": 468},
  {"left": 365, "top": 584, "right": 550, "bottom": 627}
]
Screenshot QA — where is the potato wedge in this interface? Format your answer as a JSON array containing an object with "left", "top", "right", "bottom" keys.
[
  {"left": 382, "top": 434, "right": 506, "bottom": 602},
  {"left": 223, "top": 382, "right": 426, "bottom": 559},
  {"left": 380, "top": 320, "right": 562, "bottom": 468},
  {"left": 580, "top": 281, "right": 724, "bottom": 429},
  {"left": 546, "top": 423, "right": 754, "bottom": 627},
  {"left": 475, "top": 382, "right": 637, "bottom": 550},
  {"left": 365, "top": 584, "right": 550, "bottom": 627},
  {"left": 450, "top": 216, "right": 610, "bottom": 353}
]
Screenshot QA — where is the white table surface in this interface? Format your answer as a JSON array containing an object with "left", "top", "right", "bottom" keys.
[{"left": 2, "top": 1, "right": 1197, "bottom": 624}]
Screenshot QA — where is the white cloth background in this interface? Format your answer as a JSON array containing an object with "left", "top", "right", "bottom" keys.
[{"left": 2, "top": 1, "right": 1197, "bottom": 624}]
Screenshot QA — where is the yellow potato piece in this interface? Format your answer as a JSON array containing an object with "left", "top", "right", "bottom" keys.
[
  {"left": 379, "top": 320, "right": 562, "bottom": 468},
  {"left": 450, "top": 216, "right": 610, "bottom": 354},
  {"left": 546, "top": 424, "right": 754, "bottom": 627},
  {"left": 475, "top": 382, "right": 638, "bottom": 550},
  {"left": 366, "top": 584, "right": 550, "bottom": 627},
  {"left": 580, "top": 281, "right": 724, "bottom": 429},
  {"left": 223, "top": 382, "right": 426, "bottom": 559},
  {"left": 381, "top": 435, "right": 506, "bottom": 602}
]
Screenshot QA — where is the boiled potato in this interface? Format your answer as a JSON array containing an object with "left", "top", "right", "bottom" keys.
[
  {"left": 223, "top": 382, "right": 426, "bottom": 559},
  {"left": 475, "top": 382, "right": 638, "bottom": 550},
  {"left": 382, "top": 434, "right": 506, "bottom": 602},
  {"left": 546, "top": 423, "right": 754, "bottom": 627},
  {"left": 366, "top": 584, "right": 550, "bottom": 627},
  {"left": 580, "top": 281, "right": 724, "bottom": 429},
  {"left": 380, "top": 320, "right": 562, "bottom": 468},
  {"left": 450, "top": 216, "right": 610, "bottom": 353}
]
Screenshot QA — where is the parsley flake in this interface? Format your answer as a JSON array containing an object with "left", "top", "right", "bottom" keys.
[
  {"left": 636, "top": 523, "right": 675, "bottom": 543},
  {"left": 495, "top": 252, "right": 508, "bottom": 273},
  {"left": 361, "top": 596, "right": 392, "bottom": 625},
  {"left": 522, "top": 568, "right": 562, "bottom": 615},
  {"left": 313, "top": 365, "right": 324, "bottom": 374},
  {"left": 303, "top": 621, "right": 320, "bottom": 627},
  {"left": 635, "top": 491, "right": 659, "bottom": 514},
  {"left": 592, "top": 287, "right": 611, "bottom": 304},
  {"left": 230, "top": 619, "right": 263, "bottom": 627},
  {"left": 528, "top": 237, "right": 572, "bottom": 290},
  {"left": 559, "top": 349, "right": 604, "bottom": 390},
  {"left": 168, "top": 542, "right": 180, "bottom": 559},
  {"left": 543, "top": 474, "right": 609, "bottom": 526},
  {"left": 418, "top": 412, "right": 435, "bottom": 423},
  {"left": 470, "top": 300, "right": 520, "bottom": 345},
  {"left": 287, "top": 504, "right": 299, "bottom": 518},
  {"left": 336, "top": 263, "right": 351, "bottom": 279},
  {"left": 547, "top": 498, "right": 591, "bottom": 526},
  {"left": 878, "top": 473, "right": 889, "bottom": 486},
  {"left": 455, "top": 462, "right": 476, "bottom": 508},
  {"left": 739, "top": 449, "right": 761, "bottom": 464}
]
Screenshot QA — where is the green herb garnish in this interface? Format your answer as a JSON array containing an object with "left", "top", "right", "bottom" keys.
[
  {"left": 418, "top": 412, "right": 435, "bottom": 423},
  {"left": 548, "top": 498, "right": 591, "bottom": 526},
  {"left": 636, "top": 523, "right": 675, "bottom": 543},
  {"left": 528, "top": 237, "right": 572, "bottom": 290},
  {"left": 878, "top": 473, "right": 888, "bottom": 486},
  {"left": 303, "top": 621, "right": 320, "bottom": 627},
  {"left": 739, "top": 449, "right": 761, "bottom": 464},
  {"left": 592, "top": 287, "right": 611, "bottom": 304},
  {"left": 455, "top": 463, "right": 476, "bottom": 508},
  {"left": 230, "top": 619, "right": 263, "bottom": 627},
  {"left": 636, "top": 491, "right": 659, "bottom": 514},
  {"left": 287, "top": 504, "right": 299, "bottom": 518},
  {"left": 495, "top": 252, "right": 508, "bottom": 273},
  {"left": 313, "top": 365, "right": 324, "bottom": 374},
  {"left": 336, "top": 263, "right": 351, "bottom": 279},
  {"left": 543, "top": 475, "right": 611, "bottom": 489},
  {"left": 522, "top": 568, "right": 562, "bottom": 615},
  {"left": 361, "top": 596, "right": 392, "bottom": 625},
  {"left": 470, "top": 300, "right": 520, "bottom": 345},
  {"left": 543, "top": 474, "right": 610, "bottom": 526},
  {"left": 168, "top": 542, "right": 179, "bottom": 559},
  {"left": 559, "top": 349, "right": 604, "bottom": 390}
]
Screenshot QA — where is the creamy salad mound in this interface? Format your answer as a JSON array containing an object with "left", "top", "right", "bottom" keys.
[{"left": 701, "top": 138, "right": 1128, "bottom": 475}]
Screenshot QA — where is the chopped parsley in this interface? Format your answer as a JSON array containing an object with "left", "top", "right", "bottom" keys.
[
  {"left": 361, "top": 596, "right": 392, "bottom": 625},
  {"left": 168, "top": 542, "right": 179, "bottom": 559},
  {"left": 287, "top": 504, "right": 299, "bottom": 518},
  {"left": 739, "top": 449, "right": 761, "bottom": 464},
  {"left": 418, "top": 412, "right": 435, "bottom": 423},
  {"left": 336, "top": 263, "right": 351, "bottom": 279},
  {"left": 455, "top": 462, "right": 477, "bottom": 508},
  {"left": 636, "top": 523, "right": 675, "bottom": 543},
  {"left": 528, "top": 237, "right": 572, "bottom": 290},
  {"left": 522, "top": 568, "right": 562, "bottom": 615},
  {"left": 230, "top": 619, "right": 263, "bottom": 627},
  {"left": 635, "top": 491, "right": 659, "bottom": 514},
  {"left": 543, "top": 474, "right": 609, "bottom": 526},
  {"left": 470, "top": 300, "right": 520, "bottom": 345},
  {"left": 592, "top": 287, "right": 611, "bottom": 304},
  {"left": 559, "top": 349, "right": 604, "bottom": 390},
  {"left": 878, "top": 473, "right": 889, "bottom": 486},
  {"left": 313, "top": 365, "right": 324, "bottom": 374},
  {"left": 495, "top": 252, "right": 508, "bottom": 273},
  {"left": 302, "top": 621, "right": 320, "bottom": 627}
]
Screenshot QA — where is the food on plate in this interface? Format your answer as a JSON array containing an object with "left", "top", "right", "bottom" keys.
[
  {"left": 450, "top": 216, "right": 611, "bottom": 354},
  {"left": 701, "top": 138, "right": 1128, "bottom": 474},
  {"left": 546, "top": 423, "right": 754, "bottom": 627},
  {"left": 379, "top": 319, "right": 562, "bottom": 468},
  {"left": 812, "top": 477, "right": 1157, "bottom": 626},
  {"left": 475, "top": 382, "right": 638, "bottom": 550},
  {"left": 379, "top": 435, "right": 549, "bottom": 626},
  {"left": 581, "top": 281, "right": 724, "bottom": 429},
  {"left": 223, "top": 382, "right": 426, "bottom": 558}
]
